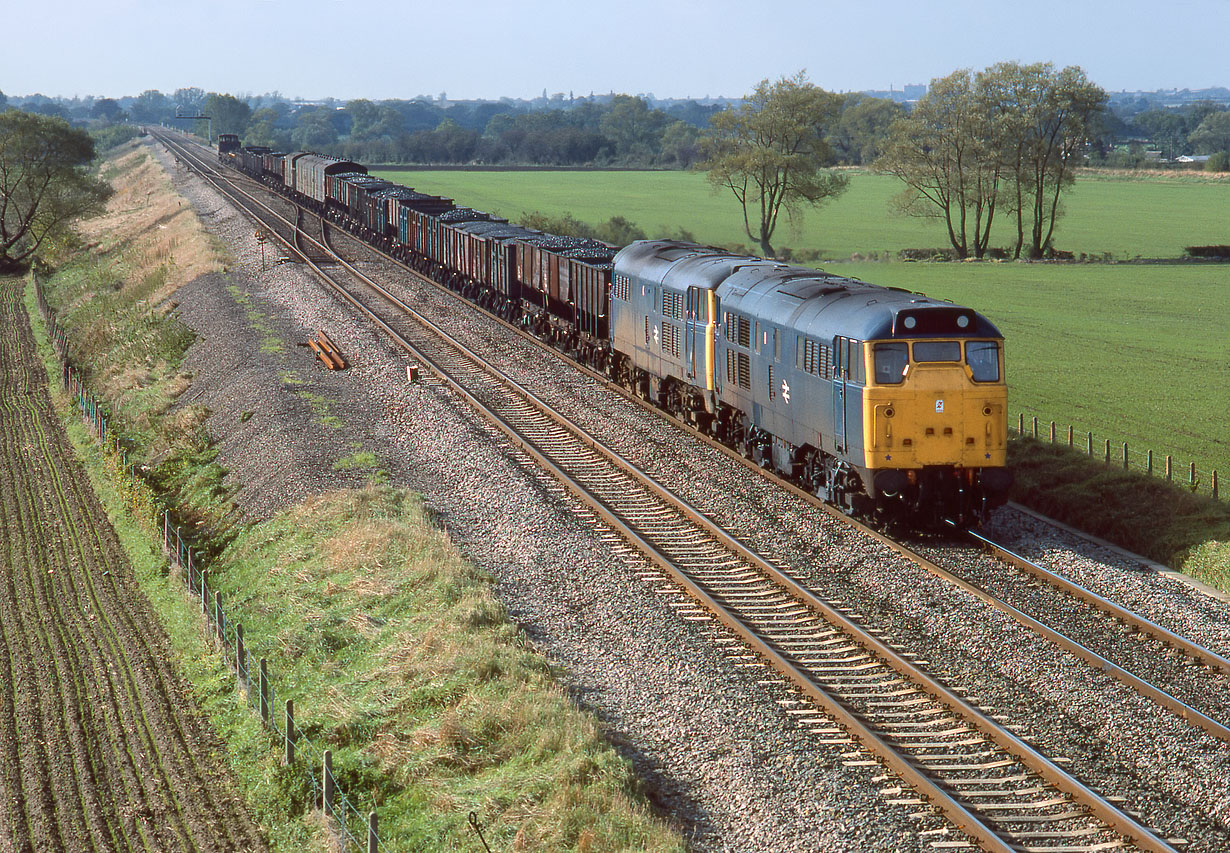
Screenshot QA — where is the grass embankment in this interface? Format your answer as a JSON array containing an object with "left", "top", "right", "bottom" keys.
[
  {"left": 1009, "top": 440, "right": 1230, "bottom": 591},
  {"left": 33, "top": 139, "right": 684, "bottom": 850}
]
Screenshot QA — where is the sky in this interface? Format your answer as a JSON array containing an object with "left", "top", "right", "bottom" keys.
[{"left": 3, "top": 0, "right": 1228, "bottom": 102}]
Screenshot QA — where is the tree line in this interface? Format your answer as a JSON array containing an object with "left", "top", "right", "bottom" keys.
[
  {"left": 3, "top": 67, "right": 1229, "bottom": 272},
  {"left": 7, "top": 81, "right": 1229, "bottom": 173}
]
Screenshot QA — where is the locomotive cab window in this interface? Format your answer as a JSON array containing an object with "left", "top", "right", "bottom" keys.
[
  {"left": 873, "top": 342, "right": 908, "bottom": 384},
  {"left": 966, "top": 341, "right": 1001, "bottom": 382}
]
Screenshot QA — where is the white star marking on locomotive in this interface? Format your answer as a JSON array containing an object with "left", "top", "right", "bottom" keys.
[{"left": 781, "top": 379, "right": 790, "bottom": 404}]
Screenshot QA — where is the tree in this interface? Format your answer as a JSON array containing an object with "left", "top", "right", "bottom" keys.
[
  {"left": 829, "top": 95, "right": 902, "bottom": 165},
  {"left": 877, "top": 62, "right": 1105, "bottom": 260},
  {"left": 1000, "top": 64, "right": 1106, "bottom": 258},
  {"left": 91, "top": 98, "right": 125, "bottom": 123},
  {"left": 173, "top": 87, "right": 206, "bottom": 116},
  {"left": 875, "top": 69, "right": 1002, "bottom": 258},
  {"left": 0, "top": 112, "right": 112, "bottom": 273},
  {"left": 291, "top": 107, "right": 340, "bottom": 149},
  {"left": 599, "top": 95, "right": 670, "bottom": 162},
  {"left": 698, "top": 72, "right": 848, "bottom": 257},
  {"left": 1189, "top": 111, "right": 1230, "bottom": 154},
  {"left": 1133, "top": 108, "right": 1190, "bottom": 160},
  {"left": 129, "top": 89, "right": 172, "bottom": 124},
  {"left": 203, "top": 93, "right": 251, "bottom": 136},
  {"left": 660, "top": 120, "right": 701, "bottom": 168}
]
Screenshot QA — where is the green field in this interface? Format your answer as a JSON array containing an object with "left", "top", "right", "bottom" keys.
[
  {"left": 379, "top": 169, "right": 1230, "bottom": 260},
  {"left": 380, "top": 168, "right": 1230, "bottom": 486}
]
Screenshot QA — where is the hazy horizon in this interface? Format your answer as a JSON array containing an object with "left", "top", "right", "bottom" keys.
[{"left": 3, "top": 0, "right": 1228, "bottom": 102}]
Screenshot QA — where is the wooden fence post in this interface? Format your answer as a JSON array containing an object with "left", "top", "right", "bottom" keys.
[
  {"left": 201, "top": 570, "right": 209, "bottom": 616},
  {"left": 1105, "top": 439, "right": 1111, "bottom": 465},
  {"left": 1032, "top": 416, "right": 1038, "bottom": 438},
  {"left": 1018, "top": 412, "right": 1024, "bottom": 435},
  {"left": 1087, "top": 432, "right": 1093, "bottom": 456},
  {"left": 259, "top": 658, "right": 269, "bottom": 723},
  {"left": 215, "top": 590, "right": 224, "bottom": 642},
  {"left": 1049, "top": 421, "right": 1056, "bottom": 443},
  {"left": 1190, "top": 462, "right": 1197, "bottom": 488},
  {"left": 1214, "top": 470, "right": 1219, "bottom": 500},
  {"left": 284, "top": 699, "right": 295, "bottom": 765},
  {"left": 236, "top": 623, "right": 246, "bottom": 690},
  {"left": 1166, "top": 455, "right": 1173, "bottom": 481},
  {"left": 1123, "top": 442, "right": 1129, "bottom": 470},
  {"left": 323, "top": 750, "right": 335, "bottom": 824},
  {"left": 1068, "top": 425, "right": 1074, "bottom": 447},
  {"left": 1147, "top": 449, "right": 1153, "bottom": 474},
  {"left": 368, "top": 812, "right": 378, "bottom": 853}
]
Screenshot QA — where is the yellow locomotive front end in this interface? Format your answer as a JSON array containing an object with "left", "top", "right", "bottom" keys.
[{"left": 861, "top": 336, "right": 1012, "bottom": 525}]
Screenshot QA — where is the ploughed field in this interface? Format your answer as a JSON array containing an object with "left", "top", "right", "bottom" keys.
[{"left": 0, "top": 280, "right": 266, "bottom": 853}]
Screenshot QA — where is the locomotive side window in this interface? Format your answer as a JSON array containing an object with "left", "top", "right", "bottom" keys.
[
  {"left": 913, "top": 340, "right": 961, "bottom": 362},
  {"left": 851, "top": 343, "right": 865, "bottom": 384},
  {"left": 873, "top": 342, "right": 908, "bottom": 384},
  {"left": 966, "top": 341, "right": 1001, "bottom": 382}
]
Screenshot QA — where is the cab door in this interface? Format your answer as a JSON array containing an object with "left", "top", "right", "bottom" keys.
[
  {"left": 833, "top": 337, "right": 850, "bottom": 453},
  {"left": 685, "top": 286, "right": 704, "bottom": 382}
]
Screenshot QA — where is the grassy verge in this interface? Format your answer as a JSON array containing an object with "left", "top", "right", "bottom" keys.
[
  {"left": 1008, "top": 438, "right": 1230, "bottom": 590},
  {"left": 30, "top": 141, "right": 685, "bottom": 850}
]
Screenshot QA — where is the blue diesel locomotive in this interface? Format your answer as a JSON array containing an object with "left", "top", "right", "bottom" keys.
[{"left": 611, "top": 241, "right": 1011, "bottom": 526}]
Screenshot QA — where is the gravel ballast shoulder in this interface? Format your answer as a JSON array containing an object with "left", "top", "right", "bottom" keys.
[{"left": 149, "top": 141, "right": 1230, "bottom": 851}]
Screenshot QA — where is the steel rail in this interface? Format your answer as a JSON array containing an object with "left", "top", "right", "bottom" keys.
[
  {"left": 967, "top": 529, "right": 1230, "bottom": 676},
  {"left": 300, "top": 217, "right": 1179, "bottom": 853},
  {"left": 159, "top": 130, "right": 1182, "bottom": 851}
]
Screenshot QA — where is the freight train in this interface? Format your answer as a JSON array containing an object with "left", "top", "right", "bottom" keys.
[{"left": 219, "top": 142, "right": 1012, "bottom": 527}]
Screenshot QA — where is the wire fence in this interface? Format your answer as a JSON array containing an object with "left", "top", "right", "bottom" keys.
[
  {"left": 1010, "top": 410, "right": 1220, "bottom": 500},
  {"left": 34, "top": 273, "right": 386, "bottom": 853}
]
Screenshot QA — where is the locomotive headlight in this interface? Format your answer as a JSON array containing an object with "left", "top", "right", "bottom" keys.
[
  {"left": 884, "top": 407, "right": 895, "bottom": 418},
  {"left": 983, "top": 405, "right": 993, "bottom": 416},
  {"left": 903, "top": 316, "right": 917, "bottom": 329},
  {"left": 957, "top": 315, "right": 970, "bottom": 328}
]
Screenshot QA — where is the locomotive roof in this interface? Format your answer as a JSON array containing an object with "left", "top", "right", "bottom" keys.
[
  {"left": 615, "top": 240, "right": 759, "bottom": 291},
  {"left": 615, "top": 240, "right": 1002, "bottom": 340}
]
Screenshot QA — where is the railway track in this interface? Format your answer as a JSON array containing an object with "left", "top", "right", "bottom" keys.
[{"left": 151, "top": 129, "right": 1221, "bottom": 850}]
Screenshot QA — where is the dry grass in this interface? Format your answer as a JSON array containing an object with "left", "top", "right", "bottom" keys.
[{"left": 79, "top": 143, "right": 229, "bottom": 302}]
